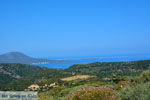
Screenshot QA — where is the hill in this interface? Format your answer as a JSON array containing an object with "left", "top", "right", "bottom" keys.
[
  {"left": 0, "top": 63, "right": 46, "bottom": 85},
  {"left": 0, "top": 52, "right": 65, "bottom": 64},
  {"left": 65, "top": 60, "right": 150, "bottom": 77},
  {"left": 1, "top": 60, "right": 150, "bottom": 91},
  {"left": 0, "top": 63, "right": 71, "bottom": 91},
  {"left": 0, "top": 60, "right": 150, "bottom": 99}
]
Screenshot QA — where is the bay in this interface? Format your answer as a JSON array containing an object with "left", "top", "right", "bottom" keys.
[{"left": 36, "top": 55, "right": 150, "bottom": 69}]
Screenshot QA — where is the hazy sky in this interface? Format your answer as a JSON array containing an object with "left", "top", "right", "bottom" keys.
[{"left": 0, "top": 0, "right": 150, "bottom": 57}]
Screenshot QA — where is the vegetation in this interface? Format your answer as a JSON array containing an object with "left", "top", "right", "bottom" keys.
[
  {"left": 0, "top": 63, "right": 69, "bottom": 90},
  {"left": 117, "top": 82, "right": 150, "bottom": 100},
  {"left": 117, "top": 70, "right": 150, "bottom": 100},
  {"left": 65, "top": 60, "right": 150, "bottom": 78},
  {"left": 0, "top": 60, "right": 150, "bottom": 100},
  {"left": 68, "top": 86, "right": 117, "bottom": 100},
  {"left": 37, "top": 70, "right": 150, "bottom": 100},
  {"left": 0, "top": 63, "right": 46, "bottom": 84}
]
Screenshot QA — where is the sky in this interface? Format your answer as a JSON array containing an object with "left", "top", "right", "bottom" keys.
[{"left": 0, "top": 0, "right": 150, "bottom": 58}]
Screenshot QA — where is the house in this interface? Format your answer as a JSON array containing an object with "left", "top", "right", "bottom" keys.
[
  {"left": 28, "top": 84, "right": 40, "bottom": 91},
  {"left": 49, "top": 82, "right": 56, "bottom": 87}
]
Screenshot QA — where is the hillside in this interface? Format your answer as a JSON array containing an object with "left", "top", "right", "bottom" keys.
[
  {"left": 65, "top": 60, "right": 150, "bottom": 77},
  {"left": 0, "top": 63, "right": 71, "bottom": 91},
  {"left": 38, "top": 68, "right": 150, "bottom": 100},
  {"left": 1, "top": 60, "right": 150, "bottom": 91},
  {"left": 0, "top": 52, "right": 66, "bottom": 64},
  {"left": 0, "top": 63, "right": 46, "bottom": 85},
  {"left": 0, "top": 60, "right": 150, "bottom": 99}
]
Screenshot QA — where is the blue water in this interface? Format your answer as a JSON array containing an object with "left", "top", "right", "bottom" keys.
[
  {"left": 37, "top": 59, "right": 99, "bottom": 69},
  {"left": 36, "top": 55, "right": 150, "bottom": 69}
]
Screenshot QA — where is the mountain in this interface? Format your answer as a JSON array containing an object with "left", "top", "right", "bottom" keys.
[{"left": 0, "top": 52, "right": 65, "bottom": 64}]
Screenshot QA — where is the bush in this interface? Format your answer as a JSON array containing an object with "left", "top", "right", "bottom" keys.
[
  {"left": 117, "top": 82, "right": 150, "bottom": 100},
  {"left": 68, "top": 86, "right": 118, "bottom": 100},
  {"left": 138, "top": 70, "right": 150, "bottom": 83}
]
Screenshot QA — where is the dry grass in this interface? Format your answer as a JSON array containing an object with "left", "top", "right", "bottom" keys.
[{"left": 61, "top": 75, "right": 95, "bottom": 82}]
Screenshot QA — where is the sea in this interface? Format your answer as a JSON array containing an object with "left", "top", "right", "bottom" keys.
[{"left": 36, "top": 55, "right": 150, "bottom": 69}]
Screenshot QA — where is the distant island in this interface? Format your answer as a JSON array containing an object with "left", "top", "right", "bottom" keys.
[{"left": 0, "top": 52, "right": 67, "bottom": 64}]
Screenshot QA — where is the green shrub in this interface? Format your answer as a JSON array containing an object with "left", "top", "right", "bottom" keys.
[
  {"left": 138, "top": 70, "right": 150, "bottom": 83},
  {"left": 117, "top": 82, "right": 150, "bottom": 100}
]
